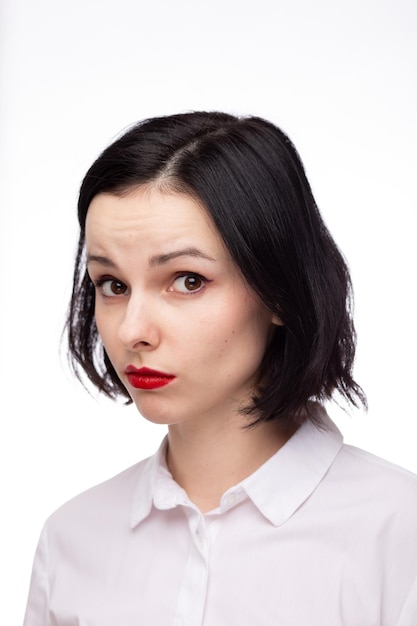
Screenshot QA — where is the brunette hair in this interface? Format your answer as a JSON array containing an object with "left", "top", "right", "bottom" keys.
[{"left": 67, "top": 111, "right": 366, "bottom": 424}]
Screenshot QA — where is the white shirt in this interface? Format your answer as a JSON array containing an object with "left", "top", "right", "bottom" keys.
[{"left": 23, "top": 408, "right": 417, "bottom": 626}]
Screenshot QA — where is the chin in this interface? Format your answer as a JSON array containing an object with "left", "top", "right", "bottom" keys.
[{"left": 132, "top": 400, "right": 176, "bottom": 426}]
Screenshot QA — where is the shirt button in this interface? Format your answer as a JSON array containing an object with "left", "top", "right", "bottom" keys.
[
  {"left": 196, "top": 530, "right": 208, "bottom": 551},
  {"left": 199, "top": 536, "right": 207, "bottom": 551},
  {"left": 225, "top": 492, "right": 239, "bottom": 506}
]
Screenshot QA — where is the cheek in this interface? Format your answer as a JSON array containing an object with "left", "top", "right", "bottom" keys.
[
  {"left": 198, "top": 307, "right": 271, "bottom": 365},
  {"left": 94, "top": 308, "right": 117, "bottom": 350},
  {"left": 94, "top": 308, "right": 106, "bottom": 338}
]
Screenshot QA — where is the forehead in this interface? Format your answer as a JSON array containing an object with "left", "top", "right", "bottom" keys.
[{"left": 85, "top": 186, "right": 222, "bottom": 251}]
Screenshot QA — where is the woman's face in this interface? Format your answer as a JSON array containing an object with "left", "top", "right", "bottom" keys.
[{"left": 85, "top": 186, "right": 279, "bottom": 427}]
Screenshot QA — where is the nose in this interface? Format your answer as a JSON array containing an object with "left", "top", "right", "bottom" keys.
[{"left": 117, "top": 293, "right": 160, "bottom": 351}]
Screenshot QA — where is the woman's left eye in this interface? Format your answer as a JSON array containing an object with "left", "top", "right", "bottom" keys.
[{"left": 170, "top": 274, "right": 206, "bottom": 294}]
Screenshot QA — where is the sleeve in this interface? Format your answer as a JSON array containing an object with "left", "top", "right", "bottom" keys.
[
  {"left": 396, "top": 574, "right": 417, "bottom": 626},
  {"left": 23, "top": 528, "right": 52, "bottom": 626}
]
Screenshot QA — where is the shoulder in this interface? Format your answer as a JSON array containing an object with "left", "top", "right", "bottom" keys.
[
  {"left": 44, "top": 453, "right": 155, "bottom": 536},
  {"left": 338, "top": 443, "right": 417, "bottom": 489},
  {"left": 330, "top": 443, "right": 417, "bottom": 520}
]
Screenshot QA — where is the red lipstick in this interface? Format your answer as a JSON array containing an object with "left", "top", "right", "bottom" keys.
[{"left": 124, "top": 366, "right": 175, "bottom": 390}]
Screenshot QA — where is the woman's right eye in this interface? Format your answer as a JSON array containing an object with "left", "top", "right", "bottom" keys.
[{"left": 94, "top": 278, "right": 129, "bottom": 297}]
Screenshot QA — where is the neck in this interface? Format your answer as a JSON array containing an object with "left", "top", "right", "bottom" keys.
[{"left": 166, "top": 412, "right": 297, "bottom": 513}]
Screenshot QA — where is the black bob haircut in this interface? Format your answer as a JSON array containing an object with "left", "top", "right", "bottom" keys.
[{"left": 67, "top": 111, "right": 366, "bottom": 425}]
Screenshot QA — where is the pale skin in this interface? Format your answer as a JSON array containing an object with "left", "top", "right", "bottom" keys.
[{"left": 86, "top": 185, "right": 297, "bottom": 513}]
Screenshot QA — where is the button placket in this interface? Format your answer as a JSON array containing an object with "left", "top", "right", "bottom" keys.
[
  {"left": 172, "top": 509, "right": 209, "bottom": 625},
  {"left": 195, "top": 518, "right": 209, "bottom": 556}
]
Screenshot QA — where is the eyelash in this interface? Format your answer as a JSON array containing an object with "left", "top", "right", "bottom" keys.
[
  {"left": 94, "top": 277, "right": 128, "bottom": 297},
  {"left": 93, "top": 272, "right": 208, "bottom": 298},
  {"left": 170, "top": 273, "right": 207, "bottom": 294}
]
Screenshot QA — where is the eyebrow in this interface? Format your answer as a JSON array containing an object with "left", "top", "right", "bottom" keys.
[
  {"left": 87, "top": 254, "right": 117, "bottom": 268},
  {"left": 86, "top": 247, "right": 215, "bottom": 269},
  {"left": 149, "top": 247, "right": 215, "bottom": 267}
]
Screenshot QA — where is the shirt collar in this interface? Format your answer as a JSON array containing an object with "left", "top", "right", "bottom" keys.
[
  {"left": 129, "top": 438, "right": 166, "bottom": 528},
  {"left": 130, "top": 437, "right": 191, "bottom": 528},
  {"left": 130, "top": 404, "right": 343, "bottom": 528},
  {"left": 237, "top": 404, "right": 343, "bottom": 526}
]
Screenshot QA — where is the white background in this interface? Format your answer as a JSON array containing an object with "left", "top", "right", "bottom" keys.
[{"left": 1, "top": 0, "right": 416, "bottom": 622}]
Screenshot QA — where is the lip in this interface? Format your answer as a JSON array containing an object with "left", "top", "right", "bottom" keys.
[{"left": 124, "top": 366, "right": 176, "bottom": 390}]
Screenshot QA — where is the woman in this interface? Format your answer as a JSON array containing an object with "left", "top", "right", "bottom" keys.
[{"left": 24, "top": 112, "right": 417, "bottom": 625}]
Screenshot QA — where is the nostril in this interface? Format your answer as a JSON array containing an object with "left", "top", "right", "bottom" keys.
[{"left": 117, "top": 303, "right": 159, "bottom": 350}]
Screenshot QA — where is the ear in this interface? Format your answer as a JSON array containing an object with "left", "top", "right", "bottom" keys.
[{"left": 271, "top": 314, "right": 284, "bottom": 327}]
